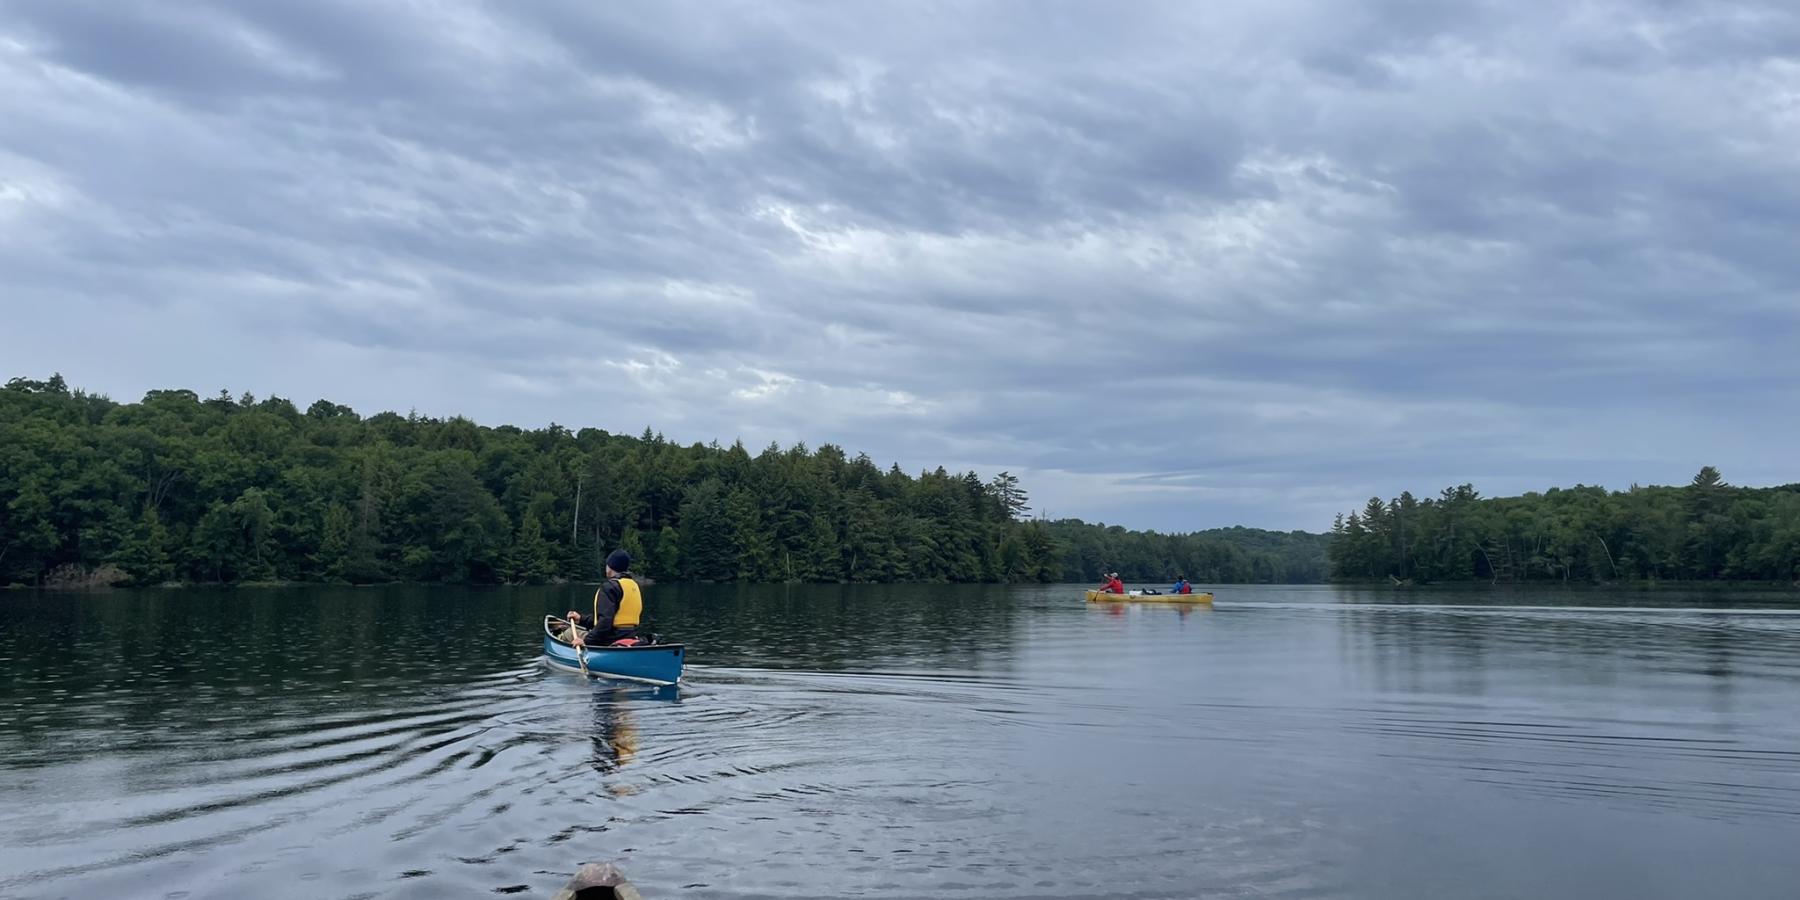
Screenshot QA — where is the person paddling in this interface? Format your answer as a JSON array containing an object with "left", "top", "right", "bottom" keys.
[
  {"left": 1173, "top": 576, "right": 1192, "bottom": 595},
  {"left": 1099, "top": 572, "right": 1125, "bottom": 594},
  {"left": 563, "top": 549, "right": 644, "bottom": 648}
]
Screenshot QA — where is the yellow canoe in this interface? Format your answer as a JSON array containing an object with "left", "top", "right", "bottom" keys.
[{"left": 1085, "top": 589, "right": 1213, "bottom": 605}]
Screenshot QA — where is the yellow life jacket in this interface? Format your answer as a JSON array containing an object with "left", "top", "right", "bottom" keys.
[{"left": 594, "top": 577, "right": 643, "bottom": 628}]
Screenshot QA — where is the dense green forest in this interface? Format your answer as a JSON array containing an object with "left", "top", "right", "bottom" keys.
[
  {"left": 1328, "top": 469, "right": 1800, "bottom": 584},
  {"left": 0, "top": 376, "right": 1326, "bottom": 588}
]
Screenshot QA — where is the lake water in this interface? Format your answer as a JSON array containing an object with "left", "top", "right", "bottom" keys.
[{"left": 3, "top": 584, "right": 1799, "bottom": 899}]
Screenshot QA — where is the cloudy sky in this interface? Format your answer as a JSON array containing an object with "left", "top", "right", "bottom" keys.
[{"left": 3, "top": 1, "right": 1796, "bottom": 532}]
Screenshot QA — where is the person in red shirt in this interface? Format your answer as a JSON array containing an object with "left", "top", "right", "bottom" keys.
[{"left": 1100, "top": 572, "right": 1125, "bottom": 594}]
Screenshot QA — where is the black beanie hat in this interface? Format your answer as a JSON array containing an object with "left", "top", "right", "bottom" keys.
[{"left": 606, "top": 548, "right": 632, "bottom": 573}]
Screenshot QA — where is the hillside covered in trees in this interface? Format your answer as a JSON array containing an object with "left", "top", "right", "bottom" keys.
[
  {"left": 0, "top": 376, "right": 1326, "bottom": 587},
  {"left": 1328, "top": 469, "right": 1800, "bottom": 584}
]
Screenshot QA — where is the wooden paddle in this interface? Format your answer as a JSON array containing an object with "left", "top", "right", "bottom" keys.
[{"left": 552, "top": 616, "right": 590, "bottom": 678}]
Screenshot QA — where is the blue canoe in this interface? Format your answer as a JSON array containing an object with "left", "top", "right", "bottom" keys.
[{"left": 543, "top": 616, "right": 686, "bottom": 686}]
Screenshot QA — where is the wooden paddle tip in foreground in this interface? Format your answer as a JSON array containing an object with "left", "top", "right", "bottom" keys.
[{"left": 551, "top": 862, "right": 644, "bottom": 900}]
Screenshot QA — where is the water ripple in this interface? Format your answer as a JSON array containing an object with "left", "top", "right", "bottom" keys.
[{"left": 4, "top": 584, "right": 1799, "bottom": 898}]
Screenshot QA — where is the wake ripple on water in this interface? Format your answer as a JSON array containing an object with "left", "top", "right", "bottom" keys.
[{"left": 0, "top": 662, "right": 600, "bottom": 895}]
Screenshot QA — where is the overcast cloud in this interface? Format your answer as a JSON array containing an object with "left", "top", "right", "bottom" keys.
[{"left": 3, "top": 0, "right": 1797, "bottom": 531}]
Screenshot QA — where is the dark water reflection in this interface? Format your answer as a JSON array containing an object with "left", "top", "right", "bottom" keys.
[{"left": 2, "top": 584, "right": 1798, "bottom": 898}]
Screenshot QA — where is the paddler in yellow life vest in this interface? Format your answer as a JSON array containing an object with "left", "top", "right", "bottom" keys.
[{"left": 561, "top": 549, "right": 644, "bottom": 648}]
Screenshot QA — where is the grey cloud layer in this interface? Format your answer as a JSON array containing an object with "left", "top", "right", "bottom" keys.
[{"left": 3, "top": 0, "right": 1796, "bottom": 530}]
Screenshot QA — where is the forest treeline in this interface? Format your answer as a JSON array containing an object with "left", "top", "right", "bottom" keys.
[
  {"left": 1328, "top": 469, "right": 1800, "bottom": 584},
  {"left": 0, "top": 376, "right": 1326, "bottom": 587}
]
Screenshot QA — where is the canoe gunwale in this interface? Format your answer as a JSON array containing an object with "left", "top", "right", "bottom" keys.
[{"left": 541, "top": 615, "right": 684, "bottom": 653}]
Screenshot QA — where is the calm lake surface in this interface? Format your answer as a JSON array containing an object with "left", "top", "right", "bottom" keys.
[{"left": 3, "top": 584, "right": 1799, "bottom": 899}]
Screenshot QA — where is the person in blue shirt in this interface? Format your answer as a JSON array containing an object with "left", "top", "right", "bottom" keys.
[{"left": 1172, "top": 576, "right": 1193, "bottom": 595}]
